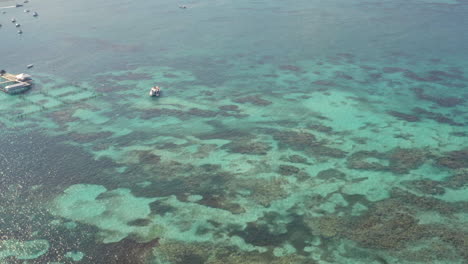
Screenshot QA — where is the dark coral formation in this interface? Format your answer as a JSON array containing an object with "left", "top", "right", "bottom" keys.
[
  {"left": 316, "top": 169, "right": 346, "bottom": 181},
  {"left": 412, "top": 107, "right": 463, "bottom": 126},
  {"left": 412, "top": 87, "right": 465, "bottom": 107},
  {"left": 404, "top": 71, "right": 441, "bottom": 82},
  {"left": 387, "top": 110, "right": 420, "bottom": 122},
  {"left": 84, "top": 237, "right": 160, "bottom": 264},
  {"left": 163, "top": 73, "right": 178, "bottom": 78},
  {"left": 350, "top": 137, "right": 368, "bottom": 145},
  {"left": 122, "top": 162, "right": 236, "bottom": 202},
  {"left": 0, "top": 132, "right": 116, "bottom": 195},
  {"left": 189, "top": 108, "right": 219, "bottom": 117},
  {"left": 309, "top": 187, "right": 468, "bottom": 260},
  {"left": 155, "top": 239, "right": 314, "bottom": 264},
  {"left": 231, "top": 178, "right": 288, "bottom": 207},
  {"left": 95, "top": 72, "right": 152, "bottom": 83},
  {"left": 443, "top": 170, "right": 468, "bottom": 189},
  {"left": 450, "top": 131, "right": 467, "bottom": 137},
  {"left": 1, "top": 184, "right": 159, "bottom": 264},
  {"left": 272, "top": 130, "right": 346, "bottom": 159},
  {"left": 230, "top": 222, "right": 288, "bottom": 247},
  {"left": 222, "top": 141, "right": 272, "bottom": 155},
  {"left": 139, "top": 108, "right": 189, "bottom": 120},
  {"left": 196, "top": 193, "right": 245, "bottom": 214},
  {"left": 344, "top": 209, "right": 423, "bottom": 249},
  {"left": 127, "top": 218, "right": 152, "bottom": 227},
  {"left": 307, "top": 216, "right": 343, "bottom": 238},
  {"left": 136, "top": 151, "right": 161, "bottom": 164},
  {"left": 307, "top": 124, "right": 334, "bottom": 134},
  {"left": 278, "top": 165, "right": 300, "bottom": 175},
  {"left": 140, "top": 107, "right": 248, "bottom": 120},
  {"left": 234, "top": 95, "right": 272, "bottom": 106},
  {"left": 283, "top": 155, "right": 310, "bottom": 164},
  {"left": 334, "top": 71, "right": 353, "bottom": 80},
  {"left": 347, "top": 148, "right": 427, "bottom": 174},
  {"left": 313, "top": 146, "right": 347, "bottom": 158},
  {"left": 279, "top": 64, "right": 303, "bottom": 72},
  {"left": 96, "top": 83, "right": 132, "bottom": 93},
  {"left": 47, "top": 108, "right": 81, "bottom": 126},
  {"left": 436, "top": 149, "right": 468, "bottom": 169},
  {"left": 381, "top": 66, "right": 465, "bottom": 89},
  {"left": 229, "top": 213, "right": 314, "bottom": 256},
  {"left": 391, "top": 240, "right": 460, "bottom": 263},
  {"left": 346, "top": 150, "right": 388, "bottom": 171},
  {"left": 402, "top": 69, "right": 465, "bottom": 83},
  {"left": 218, "top": 105, "right": 239, "bottom": 111},
  {"left": 273, "top": 130, "right": 317, "bottom": 151},
  {"left": 382, "top": 67, "right": 407, "bottom": 73},
  {"left": 67, "top": 131, "right": 113, "bottom": 143},
  {"left": 312, "top": 80, "right": 336, "bottom": 87},
  {"left": 198, "top": 129, "right": 253, "bottom": 141},
  {"left": 434, "top": 231, "right": 468, "bottom": 261},
  {"left": 401, "top": 179, "right": 445, "bottom": 195},
  {"left": 388, "top": 148, "right": 427, "bottom": 174},
  {"left": 389, "top": 188, "right": 463, "bottom": 215}
]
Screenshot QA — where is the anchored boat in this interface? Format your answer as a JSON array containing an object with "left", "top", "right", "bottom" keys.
[
  {"left": 0, "top": 71, "right": 33, "bottom": 94},
  {"left": 149, "top": 86, "right": 161, "bottom": 97}
]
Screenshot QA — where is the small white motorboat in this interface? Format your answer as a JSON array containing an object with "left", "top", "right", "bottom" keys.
[{"left": 149, "top": 86, "right": 161, "bottom": 97}]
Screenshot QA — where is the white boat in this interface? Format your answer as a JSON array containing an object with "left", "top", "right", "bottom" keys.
[{"left": 149, "top": 86, "right": 161, "bottom": 97}]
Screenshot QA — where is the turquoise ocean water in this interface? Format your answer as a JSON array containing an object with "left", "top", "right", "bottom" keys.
[{"left": 1, "top": 0, "right": 467, "bottom": 263}]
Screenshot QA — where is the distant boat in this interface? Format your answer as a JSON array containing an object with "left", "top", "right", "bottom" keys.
[
  {"left": 27, "top": 64, "right": 34, "bottom": 69},
  {"left": 32, "top": 11, "right": 38, "bottom": 17}
]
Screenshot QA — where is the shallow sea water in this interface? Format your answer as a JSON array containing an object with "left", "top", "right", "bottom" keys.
[{"left": 1, "top": 0, "right": 467, "bottom": 263}]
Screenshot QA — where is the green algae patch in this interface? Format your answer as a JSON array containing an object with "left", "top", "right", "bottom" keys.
[
  {"left": 0, "top": 239, "right": 49, "bottom": 260},
  {"left": 50, "top": 184, "right": 163, "bottom": 243}
]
